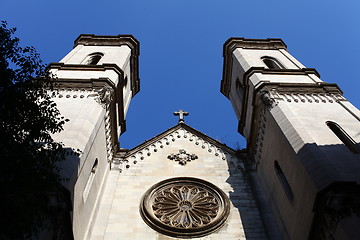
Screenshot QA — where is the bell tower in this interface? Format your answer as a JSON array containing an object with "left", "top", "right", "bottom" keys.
[
  {"left": 221, "top": 38, "right": 360, "bottom": 240},
  {"left": 48, "top": 35, "right": 139, "bottom": 239}
]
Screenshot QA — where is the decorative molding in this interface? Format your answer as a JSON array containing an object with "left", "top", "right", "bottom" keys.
[
  {"left": 245, "top": 67, "right": 321, "bottom": 79},
  {"left": 267, "top": 89, "right": 345, "bottom": 104},
  {"left": 74, "top": 34, "right": 139, "bottom": 53},
  {"left": 113, "top": 125, "right": 236, "bottom": 172},
  {"left": 140, "top": 177, "right": 230, "bottom": 238},
  {"left": 104, "top": 98, "right": 114, "bottom": 162},
  {"left": 49, "top": 63, "right": 124, "bottom": 78},
  {"left": 236, "top": 68, "right": 342, "bottom": 135},
  {"left": 260, "top": 91, "right": 277, "bottom": 109},
  {"left": 95, "top": 86, "right": 114, "bottom": 108},
  {"left": 51, "top": 86, "right": 115, "bottom": 164},
  {"left": 50, "top": 88, "right": 95, "bottom": 99},
  {"left": 257, "top": 89, "right": 346, "bottom": 112},
  {"left": 167, "top": 149, "right": 198, "bottom": 165},
  {"left": 252, "top": 88, "right": 346, "bottom": 167},
  {"left": 51, "top": 86, "right": 115, "bottom": 107},
  {"left": 224, "top": 38, "right": 287, "bottom": 53},
  {"left": 252, "top": 106, "right": 266, "bottom": 167}
]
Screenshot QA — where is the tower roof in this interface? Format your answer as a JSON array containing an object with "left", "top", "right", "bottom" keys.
[
  {"left": 74, "top": 34, "right": 139, "bottom": 52},
  {"left": 223, "top": 38, "right": 287, "bottom": 55}
]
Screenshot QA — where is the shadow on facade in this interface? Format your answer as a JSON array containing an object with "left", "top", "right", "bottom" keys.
[
  {"left": 225, "top": 157, "right": 271, "bottom": 239},
  {"left": 236, "top": 140, "right": 360, "bottom": 240},
  {"left": 296, "top": 142, "right": 360, "bottom": 240},
  {"left": 41, "top": 147, "right": 79, "bottom": 240}
]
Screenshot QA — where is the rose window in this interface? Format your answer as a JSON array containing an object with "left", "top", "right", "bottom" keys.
[{"left": 140, "top": 177, "right": 230, "bottom": 238}]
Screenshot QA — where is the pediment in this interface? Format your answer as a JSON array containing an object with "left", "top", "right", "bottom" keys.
[{"left": 113, "top": 123, "right": 239, "bottom": 170}]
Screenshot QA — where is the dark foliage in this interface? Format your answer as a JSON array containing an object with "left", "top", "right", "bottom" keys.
[{"left": 0, "top": 21, "right": 67, "bottom": 239}]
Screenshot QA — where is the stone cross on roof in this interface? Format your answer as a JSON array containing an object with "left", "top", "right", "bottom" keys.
[{"left": 173, "top": 109, "right": 189, "bottom": 123}]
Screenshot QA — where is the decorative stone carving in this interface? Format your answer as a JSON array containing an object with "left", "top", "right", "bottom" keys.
[
  {"left": 252, "top": 106, "right": 266, "bottom": 167},
  {"left": 260, "top": 91, "right": 277, "bottom": 109},
  {"left": 261, "top": 89, "right": 346, "bottom": 105},
  {"left": 116, "top": 127, "right": 235, "bottom": 170},
  {"left": 50, "top": 88, "right": 93, "bottom": 99},
  {"left": 51, "top": 87, "right": 115, "bottom": 163},
  {"left": 167, "top": 149, "right": 198, "bottom": 165},
  {"left": 96, "top": 86, "right": 114, "bottom": 108},
  {"left": 153, "top": 185, "right": 218, "bottom": 228},
  {"left": 140, "top": 177, "right": 230, "bottom": 238}
]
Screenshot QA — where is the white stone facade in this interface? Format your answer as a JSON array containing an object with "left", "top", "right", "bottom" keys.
[
  {"left": 221, "top": 38, "right": 360, "bottom": 240},
  {"left": 48, "top": 35, "right": 139, "bottom": 240},
  {"left": 47, "top": 35, "right": 360, "bottom": 240},
  {"left": 89, "top": 125, "right": 267, "bottom": 240}
]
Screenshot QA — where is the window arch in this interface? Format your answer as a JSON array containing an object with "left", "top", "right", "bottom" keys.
[
  {"left": 83, "top": 158, "right": 99, "bottom": 202},
  {"left": 274, "top": 161, "right": 294, "bottom": 201},
  {"left": 123, "top": 76, "right": 128, "bottom": 88},
  {"left": 236, "top": 78, "right": 243, "bottom": 92},
  {"left": 261, "top": 56, "right": 285, "bottom": 69},
  {"left": 83, "top": 52, "right": 104, "bottom": 65},
  {"left": 91, "top": 158, "right": 99, "bottom": 173},
  {"left": 326, "top": 121, "right": 359, "bottom": 154}
]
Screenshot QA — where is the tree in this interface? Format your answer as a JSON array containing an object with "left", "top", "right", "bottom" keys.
[{"left": 0, "top": 21, "right": 68, "bottom": 239}]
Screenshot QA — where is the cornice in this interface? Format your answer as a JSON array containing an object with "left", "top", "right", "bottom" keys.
[
  {"left": 74, "top": 34, "right": 139, "bottom": 55},
  {"left": 48, "top": 63, "right": 124, "bottom": 76},
  {"left": 244, "top": 67, "right": 321, "bottom": 79},
  {"left": 50, "top": 77, "right": 116, "bottom": 90},
  {"left": 223, "top": 38, "right": 287, "bottom": 54}
]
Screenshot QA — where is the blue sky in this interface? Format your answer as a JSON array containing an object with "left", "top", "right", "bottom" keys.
[{"left": 1, "top": 0, "right": 359, "bottom": 149}]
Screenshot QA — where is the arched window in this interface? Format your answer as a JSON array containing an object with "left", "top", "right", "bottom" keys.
[
  {"left": 83, "top": 52, "right": 104, "bottom": 65},
  {"left": 326, "top": 121, "right": 359, "bottom": 154},
  {"left": 274, "top": 161, "right": 294, "bottom": 201},
  {"left": 261, "top": 56, "right": 285, "bottom": 70},
  {"left": 236, "top": 78, "right": 243, "bottom": 92},
  {"left": 91, "top": 158, "right": 99, "bottom": 173},
  {"left": 83, "top": 158, "right": 99, "bottom": 201},
  {"left": 123, "top": 76, "right": 128, "bottom": 88}
]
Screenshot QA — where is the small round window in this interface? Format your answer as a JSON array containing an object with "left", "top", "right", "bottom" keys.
[{"left": 140, "top": 177, "right": 230, "bottom": 238}]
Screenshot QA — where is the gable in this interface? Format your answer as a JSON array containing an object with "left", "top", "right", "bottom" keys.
[{"left": 113, "top": 124, "right": 240, "bottom": 172}]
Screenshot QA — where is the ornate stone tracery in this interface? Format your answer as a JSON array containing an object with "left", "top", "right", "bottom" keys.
[
  {"left": 140, "top": 177, "right": 230, "bottom": 238},
  {"left": 153, "top": 185, "right": 219, "bottom": 228}
]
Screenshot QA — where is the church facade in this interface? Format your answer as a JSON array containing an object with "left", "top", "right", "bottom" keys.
[{"left": 48, "top": 35, "right": 360, "bottom": 240}]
